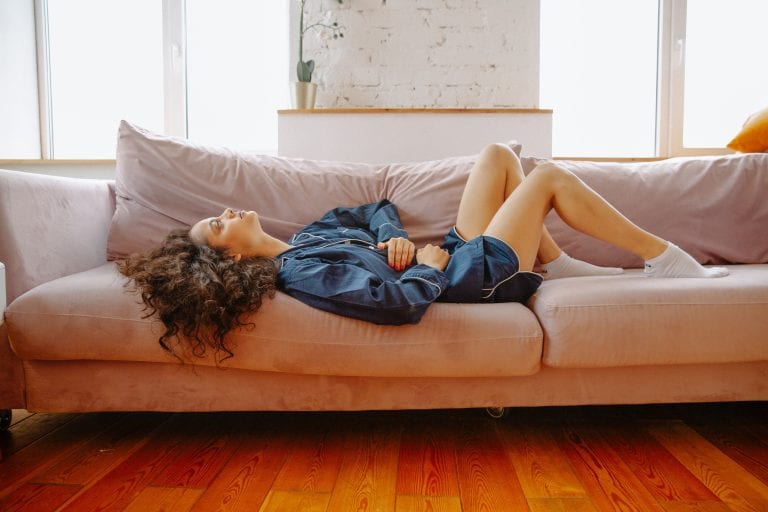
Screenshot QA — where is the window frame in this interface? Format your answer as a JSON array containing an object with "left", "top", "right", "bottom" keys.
[
  {"left": 33, "top": 0, "right": 53, "bottom": 159},
  {"left": 30, "top": 0, "right": 740, "bottom": 160},
  {"left": 658, "top": 0, "right": 731, "bottom": 157},
  {"left": 33, "top": 0, "right": 189, "bottom": 159},
  {"left": 162, "top": 0, "right": 188, "bottom": 139}
]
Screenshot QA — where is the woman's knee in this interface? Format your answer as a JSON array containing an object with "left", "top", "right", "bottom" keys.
[
  {"left": 476, "top": 143, "right": 523, "bottom": 184},
  {"left": 529, "top": 162, "right": 576, "bottom": 191},
  {"left": 480, "top": 143, "right": 518, "bottom": 166}
]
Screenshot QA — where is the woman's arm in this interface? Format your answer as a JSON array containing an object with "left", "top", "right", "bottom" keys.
[
  {"left": 377, "top": 237, "right": 415, "bottom": 271},
  {"left": 324, "top": 200, "right": 408, "bottom": 244},
  {"left": 326, "top": 200, "right": 416, "bottom": 270},
  {"left": 279, "top": 259, "right": 448, "bottom": 325}
]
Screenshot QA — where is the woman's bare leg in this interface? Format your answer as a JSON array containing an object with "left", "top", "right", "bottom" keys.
[
  {"left": 455, "top": 144, "right": 624, "bottom": 278},
  {"left": 484, "top": 162, "right": 728, "bottom": 278},
  {"left": 454, "top": 144, "right": 562, "bottom": 263},
  {"left": 484, "top": 162, "right": 668, "bottom": 271}
]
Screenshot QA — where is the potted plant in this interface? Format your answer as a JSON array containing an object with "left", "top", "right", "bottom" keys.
[{"left": 293, "top": 0, "right": 344, "bottom": 109}]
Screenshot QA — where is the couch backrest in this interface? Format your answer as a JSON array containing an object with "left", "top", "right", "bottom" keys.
[
  {"left": 107, "top": 121, "right": 482, "bottom": 259},
  {"left": 110, "top": 121, "right": 768, "bottom": 267}
]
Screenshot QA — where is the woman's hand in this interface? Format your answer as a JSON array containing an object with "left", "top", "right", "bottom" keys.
[
  {"left": 378, "top": 237, "right": 415, "bottom": 271},
  {"left": 416, "top": 244, "right": 450, "bottom": 272}
]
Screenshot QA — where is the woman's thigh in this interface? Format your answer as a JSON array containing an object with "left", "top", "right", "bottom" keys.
[
  {"left": 455, "top": 144, "right": 523, "bottom": 239},
  {"left": 483, "top": 173, "right": 553, "bottom": 271}
]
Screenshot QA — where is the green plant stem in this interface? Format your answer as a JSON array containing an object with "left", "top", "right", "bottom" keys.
[{"left": 299, "top": 0, "right": 306, "bottom": 64}]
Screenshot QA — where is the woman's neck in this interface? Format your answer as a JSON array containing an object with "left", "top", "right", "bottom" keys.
[{"left": 256, "top": 234, "right": 293, "bottom": 258}]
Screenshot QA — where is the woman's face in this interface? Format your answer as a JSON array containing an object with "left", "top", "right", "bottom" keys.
[{"left": 190, "top": 208, "right": 264, "bottom": 257}]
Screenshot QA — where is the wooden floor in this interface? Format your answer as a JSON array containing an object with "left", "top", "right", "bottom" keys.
[{"left": 0, "top": 402, "right": 767, "bottom": 512}]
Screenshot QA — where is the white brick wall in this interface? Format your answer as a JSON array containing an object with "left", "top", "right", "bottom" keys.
[{"left": 294, "top": 0, "right": 540, "bottom": 108}]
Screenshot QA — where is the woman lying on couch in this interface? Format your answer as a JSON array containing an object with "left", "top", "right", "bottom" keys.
[{"left": 119, "top": 144, "right": 727, "bottom": 360}]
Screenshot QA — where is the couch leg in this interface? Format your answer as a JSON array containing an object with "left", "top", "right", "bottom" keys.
[
  {"left": 485, "top": 407, "right": 508, "bottom": 419},
  {"left": 0, "top": 410, "right": 11, "bottom": 431}
]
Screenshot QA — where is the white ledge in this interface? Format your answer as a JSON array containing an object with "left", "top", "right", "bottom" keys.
[{"left": 278, "top": 109, "right": 553, "bottom": 162}]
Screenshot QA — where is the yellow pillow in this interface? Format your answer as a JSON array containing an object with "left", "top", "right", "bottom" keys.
[{"left": 727, "top": 106, "right": 768, "bottom": 153}]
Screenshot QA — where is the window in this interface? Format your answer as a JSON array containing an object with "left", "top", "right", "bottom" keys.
[
  {"left": 678, "top": 0, "right": 768, "bottom": 150},
  {"left": 0, "top": 1, "right": 39, "bottom": 159},
  {"left": 46, "top": 0, "right": 164, "bottom": 159},
  {"left": 26, "top": 0, "right": 288, "bottom": 159},
  {"left": 186, "top": 0, "right": 289, "bottom": 152},
  {"left": 541, "top": 0, "right": 768, "bottom": 157},
  {"left": 540, "top": 0, "right": 659, "bottom": 157}
]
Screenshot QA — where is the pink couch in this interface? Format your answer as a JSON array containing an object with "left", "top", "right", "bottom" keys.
[{"left": 1, "top": 124, "right": 767, "bottom": 419}]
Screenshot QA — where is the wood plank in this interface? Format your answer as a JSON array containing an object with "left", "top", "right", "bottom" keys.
[
  {"left": 737, "top": 405, "right": 768, "bottom": 444},
  {"left": 0, "top": 412, "right": 125, "bottom": 501},
  {"left": 270, "top": 416, "right": 343, "bottom": 493},
  {"left": 688, "top": 421, "right": 768, "bottom": 487},
  {"left": 258, "top": 490, "right": 330, "bottom": 512},
  {"left": 555, "top": 421, "right": 666, "bottom": 512},
  {"left": 396, "top": 416, "right": 460, "bottom": 497},
  {"left": 122, "top": 486, "right": 204, "bottom": 512},
  {"left": 395, "top": 494, "right": 463, "bottom": 512},
  {"left": 660, "top": 501, "right": 737, "bottom": 511},
  {"left": 0, "top": 483, "right": 81, "bottom": 512},
  {"left": 526, "top": 497, "right": 598, "bottom": 512},
  {"left": 9, "top": 409, "right": 34, "bottom": 426},
  {"left": 149, "top": 413, "right": 244, "bottom": 488},
  {"left": 326, "top": 417, "right": 401, "bottom": 512},
  {"left": 32, "top": 412, "right": 169, "bottom": 485},
  {"left": 1, "top": 412, "right": 78, "bottom": 457},
  {"left": 646, "top": 420, "right": 768, "bottom": 512},
  {"left": 454, "top": 417, "right": 530, "bottom": 512},
  {"left": 56, "top": 413, "right": 201, "bottom": 512},
  {"left": 595, "top": 419, "right": 718, "bottom": 502},
  {"left": 495, "top": 419, "right": 586, "bottom": 498},
  {"left": 189, "top": 416, "right": 294, "bottom": 512}
]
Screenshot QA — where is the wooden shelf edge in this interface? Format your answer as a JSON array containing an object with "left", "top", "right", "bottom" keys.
[
  {"left": 0, "top": 159, "right": 115, "bottom": 165},
  {"left": 278, "top": 108, "right": 553, "bottom": 114}
]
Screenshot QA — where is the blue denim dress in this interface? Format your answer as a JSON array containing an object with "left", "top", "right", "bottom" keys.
[
  {"left": 277, "top": 201, "right": 542, "bottom": 325},
  {"left": 439, "top": 227, "right": 543, "bottom": 304},
  {"left": 277, "top": 201, "right": 448, "bottom": 325}
]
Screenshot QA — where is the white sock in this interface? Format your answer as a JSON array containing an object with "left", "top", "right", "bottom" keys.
[
  {"left": 541, "top": 251, "right": 624, "bottom": 280},
  {"left": 644, "top": 243, "right": 729, "bottom": 278}
]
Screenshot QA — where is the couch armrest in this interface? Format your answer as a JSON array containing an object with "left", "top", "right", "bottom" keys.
[
  {"left": 1, "top": 261, "right": 5, "bottom": 325},
  {"left": 1, "top": 262, "right": 24, "bottom": 408},
  {"left": 0, "top": 323, "right": 25, "bottom": 409},
  {"left": 0, "top": 169, "right": 115, "bottom": 303}
]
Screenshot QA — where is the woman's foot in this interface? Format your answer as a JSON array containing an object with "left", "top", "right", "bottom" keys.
[
  {"left": 644, "top": 243, "right": 729, "bottom": 278},
  {"left": 541, "top": 251, "right": 624, "bottom": 280}
]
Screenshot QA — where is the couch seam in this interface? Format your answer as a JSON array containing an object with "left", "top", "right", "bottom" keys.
[
  {"left": 6, "top": 311, "right": 543, "bottom": 346},
  {"left": 534, "top": 301, "right": 768, "bottom": 309}
]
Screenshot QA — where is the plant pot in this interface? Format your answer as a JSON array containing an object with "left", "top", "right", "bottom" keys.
[{"left": 292, "top": 82, "right": 318, "bottom": 109}]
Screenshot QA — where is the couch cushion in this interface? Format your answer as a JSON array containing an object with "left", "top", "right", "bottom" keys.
[
  {"left": 529, "top": 265, "right": 768, "bottom": 369},
  {"left": 6, "top": 264, "right": 543, "bottom": 378}
]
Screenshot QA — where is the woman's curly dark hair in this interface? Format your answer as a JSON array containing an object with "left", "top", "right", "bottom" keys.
[{"left": 117, "top": 228, "right": 277, "bottom": 362}]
